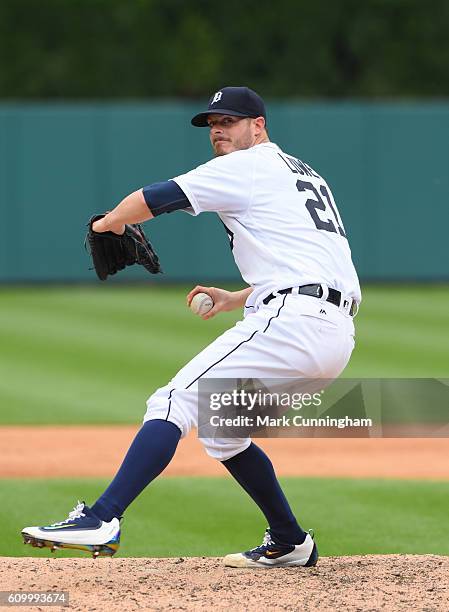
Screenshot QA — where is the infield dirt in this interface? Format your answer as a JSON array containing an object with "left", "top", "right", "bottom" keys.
[{"left": 1, "top": 426, "right": 449, "bottom": 479}]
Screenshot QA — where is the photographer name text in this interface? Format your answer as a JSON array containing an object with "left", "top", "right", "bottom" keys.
[{"left": 209, "top": 415, "right": 373, "bottom": 429}]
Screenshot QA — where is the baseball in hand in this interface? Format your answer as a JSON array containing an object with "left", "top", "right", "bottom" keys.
[{"left": 190, "top": 292, "right": 214, "bottom": 316}]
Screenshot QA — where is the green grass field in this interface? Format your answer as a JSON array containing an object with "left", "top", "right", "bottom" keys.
[
  {"left": 0, "top": 284, "right": 447, "bottom": 424},
  {"left": 1, "top": 284, "right": 448, "bottom": 559},
  {"left": 2, "top": 477, "right": 449, "bottom": 558}
]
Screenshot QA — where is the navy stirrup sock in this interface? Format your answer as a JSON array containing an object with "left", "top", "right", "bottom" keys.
[
  {"left": 222, "top": 442, "right": 306, "bottom": 544},
  {"left": 91, "top": 419, "right": 181, "bottom": 522}
]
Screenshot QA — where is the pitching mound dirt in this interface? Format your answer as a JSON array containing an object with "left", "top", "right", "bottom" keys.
[{"left": 2, "top": 555, "right": 448, "bottom": 611}]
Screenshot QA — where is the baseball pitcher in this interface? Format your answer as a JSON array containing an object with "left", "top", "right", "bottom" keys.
[{"left": 22, "top": 87, "right": 361, "bottom": 568}]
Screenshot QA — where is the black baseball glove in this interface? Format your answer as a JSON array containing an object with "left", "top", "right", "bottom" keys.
[{"left": 86, "top": 214, "right": 162, "bottom": 281}]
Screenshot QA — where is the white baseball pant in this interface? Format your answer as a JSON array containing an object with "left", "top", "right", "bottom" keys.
[{"left": 143, "top": 291, "right": 355, "bottom": 461}]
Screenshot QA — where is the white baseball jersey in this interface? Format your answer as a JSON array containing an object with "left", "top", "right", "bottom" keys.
[
  {"left": 144, "top": 141, "right": 359, "bottom": 459},
  {"left": 173, "top": 142, "right": 361, "bottom": 308}
]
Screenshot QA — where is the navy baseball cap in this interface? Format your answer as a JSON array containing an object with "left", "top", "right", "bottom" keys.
[{"left": 191, "top": 86, "right": 266, "bottom": 127}]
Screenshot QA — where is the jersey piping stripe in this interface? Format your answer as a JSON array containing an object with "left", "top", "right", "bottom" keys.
[
  {"left": 185, "top": 294, "right": 288, "bottom": 390},
  {"left": 184, "top": 329, "right": 259, "bottom": 390},
  {"left": 162, "top": 295, "right": 288, "bottom": 419},
  {"left": 262, "top": 293, "right": 288, "bottom": 333},
  {"left": 165, "top": 388, "right": 175, "bottom": 421}
]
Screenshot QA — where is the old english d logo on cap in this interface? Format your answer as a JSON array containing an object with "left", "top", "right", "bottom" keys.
[{"left": 211, "top": 91, "right": 223, "bottom": 104}]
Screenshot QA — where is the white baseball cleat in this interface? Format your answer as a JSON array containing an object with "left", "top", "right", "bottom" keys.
[
  {"left": 21, "top": 501, "right": 121, "bottom": 558},
  {"left": 223, "top": 529, "right": 318, "bottom": 568}
]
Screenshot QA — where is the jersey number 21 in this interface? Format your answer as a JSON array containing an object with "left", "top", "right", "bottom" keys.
[{"left": 296, "top": 179, "right": 346, "bottom": 238}]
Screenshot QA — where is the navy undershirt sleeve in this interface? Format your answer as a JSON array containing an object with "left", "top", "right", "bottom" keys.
[{"left": 142, "top": 180, "right": 191, "bottom": 216}]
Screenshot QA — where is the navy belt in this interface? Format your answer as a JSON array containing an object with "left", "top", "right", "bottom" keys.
[{"left": 262, "top": 284, "right": 358, "bottom": 316}]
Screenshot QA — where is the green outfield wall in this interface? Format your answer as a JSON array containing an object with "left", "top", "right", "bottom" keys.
[{"left": 0, "top": 102, "right": 447, "bottom": 282}]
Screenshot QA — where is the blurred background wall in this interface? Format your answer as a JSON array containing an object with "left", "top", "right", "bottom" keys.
[
  {"left": 0, "top": 0, "right": 448, "bottom": 283},
  {"left": 1, "top": 103, "right": 448, "bottom": 282}
]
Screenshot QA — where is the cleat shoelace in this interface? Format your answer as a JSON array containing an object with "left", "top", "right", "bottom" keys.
[
  {"left": 250, "top": 530, "right": 275, "bottom": 554},
  {"left": 49, "top": 501, "right": 86, "bottom": 527}
]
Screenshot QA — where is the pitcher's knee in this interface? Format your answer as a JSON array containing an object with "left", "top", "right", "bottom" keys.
[
  {"left": 144, "top": 386, "right": 196, "bottom": 438},
  {"left": 202, "top": 437, "right": 251, "bottom": 461}
]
